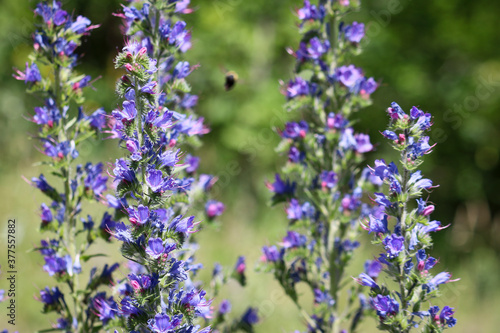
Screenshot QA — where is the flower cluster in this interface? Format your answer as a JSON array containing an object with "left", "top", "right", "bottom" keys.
[
  {"left": 262, "top": 0, "right": 381, "bottom": 331},
  {"left": 355, "top": 103, "right": 458, "bottom": 332},
  {"left": 15, "top": 1, "right": 121, "bottom": 331},
  {"left": 105, "top": 1, "right": 232, "bottom": 331}
]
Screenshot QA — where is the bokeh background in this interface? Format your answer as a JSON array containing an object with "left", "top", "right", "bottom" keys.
[{"left": 1, "top": 0, "right": 500, "bottom": 332}]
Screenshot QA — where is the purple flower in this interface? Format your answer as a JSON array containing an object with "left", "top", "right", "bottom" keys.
[
  {"left": 146, "top": 238, "right": 166, "bottom": 259},
  {"left": 354, "top": 273, "right": 379, "bottom": 289},
  {"left": 408, "top": 170, "right": 434, "bottom": 189},
  {"left": 180, "top": 289, "right": 212, "bottom": 318},
  {"left": 354, "top": 133, "right": 373, "bottom": 153},
  {"left": 185, "top": 154, "right": 200, "bottom": 173},
  {"left": 370, "top": 295, "right": 399, "bottom": 317},
  {"left": 168, "top": 259, "right": 188, "bottom": 281},
  {"left": 173, "top": 61, "right": 191, "bottom": 79},
  {"left": 320, "top": 170, "right": 338, "bottom": 189},
  {"left": 414, "top": 112, "right": 433, "bottom": 131},
  {"left": 297, "top": 0, "right": 325, "bottom": 21},
  {"left": 148, "top": 313, "right": 183, "bottom": 333},
  {"left": 381, "top": 130, "right": 398, "bottom": 141},
  {"left": 113, "top": 159, "right": 136, "bottom": 183},
  {"left": 383, "top": 234, "right": 405, "bottom": 258},
  {"left": 88, "top": 108, "right": 106, "bottom": 129},
  {"left": 364, "top": 260, "right": 382, "bottom": 279},
  {"left": 112, "top": 100, "right": 137, "bottom": 122},
  {"left": 112, "top": 222, "right": 132, "bottom": 242},
  {"left": 439, "top": 306, "right": 457, "bottom": 328},
  {"left": 31, "top": 174, "right": 53, "bottom": 193},
  {"left": 387, "top": 102, "right": 407, "bottom": 119},
  {"left": 360, "top": 77, "right": 378, "bottom": 95},
  {"left": 218, "top": 299, "right": 232, "bottom": 315},
  {"left": 426, "top": 272, "right": 451, "bottom": 290},
  {"left": 128, "top": 273, "right": 159, "bottom": 291},
  {"left": 286, "top": 77, "right": 312, "bottom": 98},
  {"left": 205, "top": 200, "right": 225, "bottom": 218},
  {"left": 120, "top": 296, "right": 141, "bottom": 316},
  {"left": 91, "top": 292, "right": 118, "bottom": 324},
  {"left": 282, "top": 231, "right": 307, "bottom": 248},
  {"left": 170, "top": 21, "right": 191, "bottom": 52},
  {"left": 24, "top": 62, "right": 41, "bottom": 83},
  {"left": 267, "top": 174, "right": 296, "bottom": 196},
  {"left": 281, "top": 121, "right": 309, "bottom": 139},
  {"left": 146, "top": 169, "right": 166, "bottom": 192},
  {"left": 286, "top": 199, "right": 303, "bottom": 220},
  {"left": 327, "top": 112, "right": 347, "bottom": 129},
  {"left": 140, "top": 81, "right": 157, "bottom": 94},
  {"left": 313, "top": 289, "right": 335, "bottom": 306},
  {"left": 262, "top": 245, "right": 282, "bottom": 262},
  {"left": 169, "top": 215, "right": 197, "bottom": 234},
  {"left": 288, "top": 146, "right": 305, "bottom": 163},
  {"left": 40, "top": 203, "right": 53, "bottom": 223},
  {"left": 159, "top": 149, "right": 180, "bottom": 168},
  {"left": 307, "top": 37, "right": 330, "bottom": 59},
  {"left": 335, "top": 65, "right": 363, "bottom": 89},
  {"left": 180, "top": 94, "right": 198, "bottom": 109},
  {"left": 43, "top": 254, "right": 70, "bottom": 276},
  {"left": 127, "top": 205, "right": 150, "bottom": 226},
  {"left": 416, "top": 198, "right": 435, "bottom": 216},
  {"left": 344, "top": 22, "right": 365, "bottom": 43},
  {"left": 366, "top": 214, "right": 388, "bottom": 234},
  {"left": 241, "top": 307, "right": 259, "bottom": 325},
  {"left": 407, "top": 136, "right": 433, "bottom": 160},
  {"left": 70, "top": 15, "right": 92, "bottom": 34},
  {"left": 234, "top": 256, "right": 246, "bottom": 274},
  {"left": 39, "top": 287, "right": 63, "bottom": 305}
]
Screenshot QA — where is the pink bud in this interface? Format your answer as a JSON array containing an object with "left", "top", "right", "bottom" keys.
[{"left": 422, "top": 205, "right": 435, "bottom": 216}]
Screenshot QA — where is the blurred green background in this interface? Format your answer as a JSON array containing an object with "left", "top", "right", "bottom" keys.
[{"left": 1, "top": 0, "right": 500, "bottom": 332}]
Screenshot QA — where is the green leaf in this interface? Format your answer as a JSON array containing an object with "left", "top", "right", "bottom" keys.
[
  {"left": 81, "top": 253, "right": 108, "bottom": 262},
  {"left": 171, "top": 78, "right": 191, "bottom": 93}
]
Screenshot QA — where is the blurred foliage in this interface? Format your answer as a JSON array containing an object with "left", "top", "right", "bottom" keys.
[{"left": 1, "top": 0, "right": 500, "bottom": 332}]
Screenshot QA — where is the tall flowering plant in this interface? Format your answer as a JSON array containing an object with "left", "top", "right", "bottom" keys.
[
  {"left": 355, "top": 103, "right": 458, "bottom": 332},
  {"left": 262, "top": 0, "right": 380, "bottom": 332},
  {"left": 14, "top": 1, "right": 121, "bottom": 331},
  {"left": 106, "top": 1, "right": 226, "bottom": 331},
  {"left": 109, "top": 2, "right": 258, "bottom": 332}
]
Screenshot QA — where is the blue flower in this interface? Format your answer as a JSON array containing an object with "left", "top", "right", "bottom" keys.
[
  {"left": 24, "top": 62, "right": 41, "bottom": 83},
  {"left": 218, "top": 299, "right": 231, "bottom": 315},
  {"left": 366, "top": 214, "right": 388, "bottom": 234},
  {"left": 267, "top": 174, "right": 296, "bottom": 196},
  {"left": 91, "top": 292, "right": 118, "bottom": 324},
  {"left": 370, "top": 295, "right": 399, "bottom": 317},
  {"left": 354, "top": 273, "right": 379, "bottom": 289},
  {"left": 343, "top": 21, "right": 365, "bottom": 43},
  {"left": 70, "top": 15, "right": 91, "bottom": 34},
  {"left": 335, "top": 65, "right": 363, "bottom": 89},
  {"left": 205, "top": 200, "right": 225, "bottom": 218},
  {"left": 297, "top": 0, "right": 325, "bottom": 22},
  {"left": 40, "top": 203, "right": 53, "bottom": 223},
  {"left": 262, "top": 245, "right": 282, "bottom": 262},
  {"left": 382, "top": 234, "right": 405, "bottom": 258},
  {"left": 112, "top": 100, "right": 137, "bottom": 122},
  {"left": 439, "top": 306, "right": 456, "bottom": 328},
  {"left": 148, "top": 313, "right": 183, "bottom": 333},
  {"left": 364, "top": 260, "right": 382, "bottom": 279},
  {"left": 241, "top": 307, "right": 259, "bottom": 325}
]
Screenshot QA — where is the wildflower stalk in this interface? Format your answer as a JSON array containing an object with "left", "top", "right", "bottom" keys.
[
  {"left": 262, "top": 1, "right": 380, "bottom": 332},
  {"left": 355, "top": 103, "right": 458, "bottom": 332},
  {"left": 15, "top": 1, "right": 121, "bottom": 331},
  {"left": 107, "top": 1, "right": 234, "bottom": 331}
]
